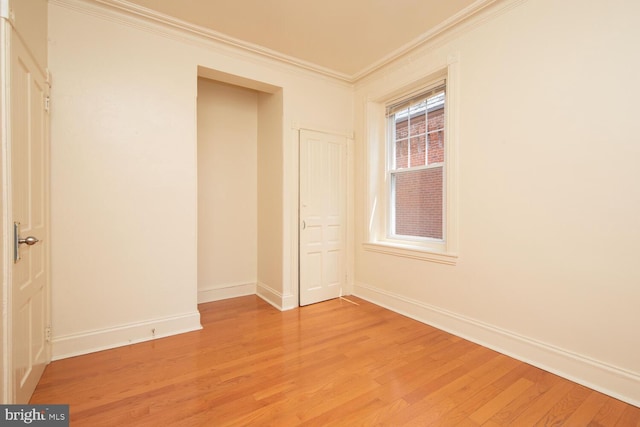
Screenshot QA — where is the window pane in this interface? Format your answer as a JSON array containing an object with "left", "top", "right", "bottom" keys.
[
  {"left": 427, "top": 102, "right": 445, "bottom": 165},
  {"left": 395, "top": 139, "right": 408, "bottom": 169},
  {"left": 409, "top": 135, "right": 426, "bottom": 167},
  {"left": 395, "top": 115, "right": 409, "bottom": 140},
  {"left": 393, "top": 167, "right": 443, "bottom": 239},
  {"left": 428, "top": 130, "right": 444, "bottom": 164},
  {"left": 427, "top": 103, "right": 444, "bottom": 132},
  {"left": 409, "top": 106, "right": 425, "bottom": 138}
]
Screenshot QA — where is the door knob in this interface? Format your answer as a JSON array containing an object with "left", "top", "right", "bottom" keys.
[
  {"left": 18, "top": 236, "right": 39, "bottom": 246},
  {"left": 13, "top": 222, "right": 39, "bottom": 263}
]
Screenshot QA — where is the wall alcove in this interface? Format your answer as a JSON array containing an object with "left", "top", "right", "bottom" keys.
[{"left": 196, "top": 67, "right": 284, "bottom": 306}]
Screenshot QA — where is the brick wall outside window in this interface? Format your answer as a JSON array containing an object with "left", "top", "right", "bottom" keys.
[{"left": 393, "top": 106, "right": 444, "bottom": 239}]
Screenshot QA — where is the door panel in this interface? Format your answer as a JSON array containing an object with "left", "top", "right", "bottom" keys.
[
  {"left": 299, "top": 130, "right": 347, "bottom": 306},
  {"left": 11, "top": 32, "right": 50, "bottom": 404}
]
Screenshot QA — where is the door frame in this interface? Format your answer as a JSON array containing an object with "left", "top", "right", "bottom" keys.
[
  {"left": 1, "top": 11, "right": 12, "bottom": 403},
  {"left": 295, "top": 126, "right": 354, "bottom": 307}
]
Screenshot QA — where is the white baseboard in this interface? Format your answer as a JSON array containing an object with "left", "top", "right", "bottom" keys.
[
  {"left": 354, "top": 281, "right": 640, "bottom": 408},
  {"left": 52, "top": 311, "right": 202, "bottom": 360},
  {"left": 281, "top": 293, "right": 297, "bottom": 311},
  {"left": 256, "top": 282, "right": 296, "bottom": 311},
  {"left": 198, "top": 282, "right": 257, "bottom": 304}
]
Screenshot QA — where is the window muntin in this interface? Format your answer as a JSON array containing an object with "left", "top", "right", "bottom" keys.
[{"left": 387, "top": 86, "right": 445, "bottom": 241}]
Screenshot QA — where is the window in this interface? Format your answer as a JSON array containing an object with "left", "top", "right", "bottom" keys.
[
  {"left": 387, "top": 85, "right": 445, "bottom": 241},
  {"left": 363, "top": 58, "right": 458, "bottom": 265}
]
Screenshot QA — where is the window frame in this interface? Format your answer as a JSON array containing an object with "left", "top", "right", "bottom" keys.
[{"left": 363, "top": 55, "right": 459, "bottom": 265}]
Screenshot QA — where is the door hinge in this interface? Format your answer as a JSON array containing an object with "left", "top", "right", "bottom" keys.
[
  {"left": 44, "top": 96, "right": 50, "bottom": 113},
  {"left": 45, "top": 326, "right": 52, "bottom": 342}
]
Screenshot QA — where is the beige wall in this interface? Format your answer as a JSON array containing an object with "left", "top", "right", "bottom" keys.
[
  {"left": 257, "top": 90, "right": 285, "bottom": 305},
  {"left": 196, "top": 76, "right": 286, "bottom": 305},
  {"left": 7, "top": 0, "right": 48, "bottom": 69},
  {"left": 354, "top": 0, "right": 640, "bottom": 405},
  {"left": 48, "top": 1, "right": 352, "bottom": 358},
  {"left": 197, "top": 78, "right": 258, "bottom": 300}
]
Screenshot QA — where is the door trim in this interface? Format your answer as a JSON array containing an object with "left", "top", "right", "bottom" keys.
[{"left": 1, "top": 14, "right": 14, "bottom": 404}]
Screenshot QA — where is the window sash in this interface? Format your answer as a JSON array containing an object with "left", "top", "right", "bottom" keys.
[
  {"left": 388, "top": 90, "right": 445, "bottom": 172},
  {"left": 388, "top": 165, "right": 445, "bottom": 241},
  {"left": 387, "top": 83, "right": 446, "bottom": 242}
]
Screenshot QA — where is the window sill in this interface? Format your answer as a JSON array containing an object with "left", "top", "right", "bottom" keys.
[{"left": 363, "top": 242, "right": 458, "bottom": 265}]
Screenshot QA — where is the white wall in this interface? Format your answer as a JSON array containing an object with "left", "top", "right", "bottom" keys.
[
  {"left": 48, "top": 0, "right": 352, "bottom": 358},
  {"left": 354, "top": 0, "right": 640, "bottom": 405},
  {"left": 197, "top": 78, "right": 258, "bottom": 302}
]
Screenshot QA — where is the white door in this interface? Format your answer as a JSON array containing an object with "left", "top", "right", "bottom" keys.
[
  {"left": 299, "top": 130, "right": 347, "bottom": 306},
  {"left": 10, "top": 32, "right": 50, "bottom": 404}
]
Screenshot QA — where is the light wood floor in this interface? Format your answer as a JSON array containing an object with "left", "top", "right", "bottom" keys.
[{"left": 31, "top": 295, "right": 639, "bottom": 426}]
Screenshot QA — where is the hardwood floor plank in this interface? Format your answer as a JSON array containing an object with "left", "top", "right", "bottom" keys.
[
  {"left": 507, "top": 379, "right": 575, "bottom": 425},
  {"left": 591, "top": 396, "right": 629, "bottom": 426},
  {"left": 29, "top": 295, "right": 640, "bottom": 426},
  {"left": 615, "top": 405, "right": 640, "bottom": 427},
  {"left": 354, "top": 398, "right": 411, "bottom": 426},
  {"left": 562, "top": 391, "right": 609, "bottom": 426},
  {"left": 488, "top": 370, "right": 559, "bottom": 424},
  {"left": 469, "top": 377, "right": 533, "bottom": 424},
  {"left": 446, "top": 361, "right": 534, "bottom": 422},
  {"left": 533, "top": 384, "right": 592, "bottom": 426},
  {"left": 392, "top": 355, "right": 520, "bottom": 426}
]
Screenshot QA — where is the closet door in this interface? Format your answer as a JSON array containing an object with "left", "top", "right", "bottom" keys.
[{"left": 299, "top": 130, "right": 347, "bottom": 306}]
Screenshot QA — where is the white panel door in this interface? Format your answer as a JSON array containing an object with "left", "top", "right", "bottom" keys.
[
  {"left": 299, "top": 130, "right": 347, "bottom": 306},
  {"left": 10, "top": 32, "right": 50, "bottom": 404}
]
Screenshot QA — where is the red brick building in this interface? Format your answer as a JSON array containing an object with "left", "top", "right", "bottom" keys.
[{"left": 392, "top": 96, "right": 444, "bottom": 239}]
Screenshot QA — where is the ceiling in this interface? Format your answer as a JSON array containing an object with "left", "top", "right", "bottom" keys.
[{"left": 120, "top": 0, "right": 481, "bottom": 79}]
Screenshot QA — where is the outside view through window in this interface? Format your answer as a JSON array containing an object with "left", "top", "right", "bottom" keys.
[{"left": 389, "top": 90, "right": 445, "bottom": 239}]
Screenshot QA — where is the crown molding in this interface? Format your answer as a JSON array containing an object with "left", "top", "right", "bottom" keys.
[
  {"left": 51, "top": 0, "right": 515, "bottom": 84},
  {"left": 351, "top": 0, "right": 499, "bottom": 81},
  {"left": 51, "top": 0, "right": 353, "bottom": 82}
]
